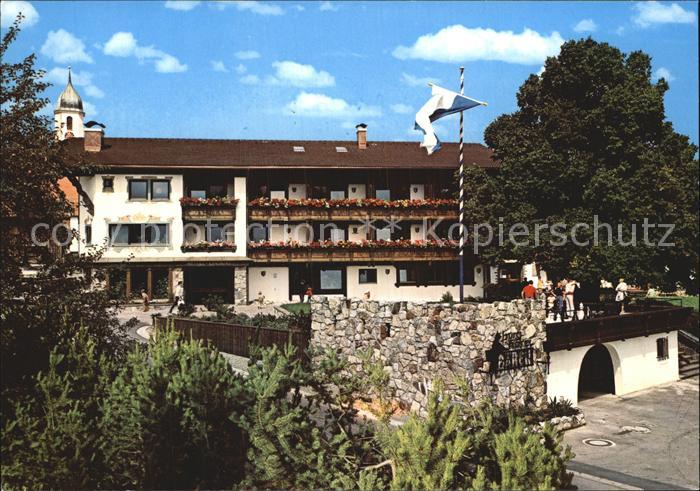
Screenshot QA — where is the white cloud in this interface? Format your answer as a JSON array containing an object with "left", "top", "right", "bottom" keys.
[
  {"left": 400, "top": 72, "right": 440, "bottom": 87},
  {"left": 654, "top": 67, "right": 676, "bottom": 82},
  {"left": 155, "top": 54, "right": 187, "bottom": 73},
  {"left": 103, "top": 31, "right": 137, "bottom": 56},
  {"left": 536, "top": 65, "right": 545, "bottom": 76},
  {"left": 294, "top": 4, "right": 305, "bottom": 11},
  {"left": 1, "top": 1, "right": 39, "bottom": 28},
  {"left": 268, "top": 61, "right": 334, "bottom": 87},
  {"left": 41, "top": 29, "right": 93, "bottom": 64},
  {"left": 319, "top": 1, "right": 338, "bottom": 12},
  {"left": 633, "top": 2, "right": 696, "bottom": 28},
  {"left": 393, "top": 25, "right": 565, "bottom": 65},
  {"left": 83, "top": 101, "right": 98, "bottom": 117},
  {"left": 235, "top": 63, "right": 247, "bottom": 74},
  {"left": 213, "top": 1, "right": 283, "bottom": 15},
  {"left": 44, "top": 67, "right": 105, "bottom": 98},
  {"left": 615, "top": 25, "right": 626, "bottom": 36},
  {"left": 235, "top": 50, "right": 260, "bottom": 60},
  {"left": 103, "top": 31, "right": 187, "bottom": 73},
  {"left": 211, "top": 60, "right": 229, "bottom": 72},
  {"left": 390, "top": 103, "right": 413, "bottom": 114},
  {"left": 285, "top": 92, "right": 381, "bottom": 119},
  {"left": 573, "top": 19, "right": 597, "bottom": 33},
  {"left": 239, "top": 74, "right": 260, "bottom": 85},
  {"left": 164, "top": 0, "right": 201, "bottom": 10}
]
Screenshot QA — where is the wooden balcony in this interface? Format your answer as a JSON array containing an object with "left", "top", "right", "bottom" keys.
[
  {"left": 248, "top": 198, "right": 458, "bottom": 221},
  {"left": 248, "top": 244, "right": 458, "bottom": 263},
  {"left": 182, "top": 206, "right": 236, "bottom": 221},
  {"left": 544, "top": 307, "right": 693, "bottom": 352},
  {"left": 180, "top": 197, "right": 238, "bottom": 221}
]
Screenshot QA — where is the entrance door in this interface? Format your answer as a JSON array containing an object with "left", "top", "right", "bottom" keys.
[
  {"left": 578, "top": 344, "right": 615, "bottom": 400},
  {"left": 184, "top": 267, "right": 234, "bottom": 304}
]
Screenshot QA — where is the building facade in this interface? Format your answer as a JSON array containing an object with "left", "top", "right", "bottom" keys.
[{"left": 58, "top": 77, "right": 499, "bottom": 304}]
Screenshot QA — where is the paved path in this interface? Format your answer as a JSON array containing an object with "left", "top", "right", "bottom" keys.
[{"left": 564, "top": 378, "right": 699, "bottom": 490}]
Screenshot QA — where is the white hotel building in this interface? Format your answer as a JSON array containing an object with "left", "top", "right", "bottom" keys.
[{"left": 57, "top": 74, "right": 501, "bottom": 304}]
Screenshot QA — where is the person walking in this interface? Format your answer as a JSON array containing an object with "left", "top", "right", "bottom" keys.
[
  {"left": 141, "top": 289, "right": 150, "bottom": 312},
  {"left": 615, "top": 278, "right": 628, "bottom": 314},
  {"left": 553, "top": 281, "right": 566, "bottom": 321},
  {"left": 572, "top": 280, "right": 583, "bottom": 319},
  {"left": 169, "top": 280, "right": 184, "bottom": 314}
]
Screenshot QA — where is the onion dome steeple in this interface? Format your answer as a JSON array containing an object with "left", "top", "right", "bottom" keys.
[{"left": 55, "top": 67, "right": 84, "bottom": 113}]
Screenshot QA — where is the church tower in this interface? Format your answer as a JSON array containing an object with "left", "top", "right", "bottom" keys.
[{"left": 54, "top": 67, "right": 85, "bottom": 140}]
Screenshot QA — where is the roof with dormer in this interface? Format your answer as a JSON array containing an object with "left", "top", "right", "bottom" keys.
[{"left": 63, "top": 137, "right": 498, "bottom": 170}]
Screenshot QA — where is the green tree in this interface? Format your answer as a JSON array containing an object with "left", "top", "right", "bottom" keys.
[
  {"left": 467, "top": 38, "right": 699, "bottom": 292},
  {"left": 0, "top": 17, "right": 127, "bottom": 401}
]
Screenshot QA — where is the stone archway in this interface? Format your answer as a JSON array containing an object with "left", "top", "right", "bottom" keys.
[{"left": 578, "top": 344, "right": 616, "bottom": 401}]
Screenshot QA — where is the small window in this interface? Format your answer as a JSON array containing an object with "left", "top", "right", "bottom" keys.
[
  {"left": 320, "top": 269, "right": 343, "bottom": 291},
  {"left": 66, "top": 116, "right": 73, "bottom": 131},
  {"left": 270, "top": 190, "right": 286, "bottom": 200},
  {"left": 330, "top": 190, "right": 345, "bottom": 200},
  {"left": 293, "top": 146, "right": 305, "bottom": 152},
  {"left": 128, "top": 180, "right": 149, "bottom": 200},
  {"left": 208, "top": 224, "right": 224, "bottom": 242},
  {"left": 656, "top": 337, "right": 669, "bottom": 360},
  {"left": 398, "top": 267, "right": 417, "bottom": 285},
  {"left": 209, "top": 184, "right": 226, "bottom": 197},
  {"left": 335, "top": 146, "right": 348, "bottom": 153},
  {"left": 190, "top": 190, "right": 207, "bottom": 199},
  {"left": 359, "top": 268, "right": 377, "bottom": 284},
  {"left": 250, "top": 223, "right": 267, "bottom": 242},
  {"left": 151, "top": 180, "right": 170, "bottom": 200},
  {"left": 329, "top": 228, "right": 345, "bottom": 242},
  {"left": 102, "top": 177, "right": 114, "bottom": 192},
  {"left": 84, "top": 224, "right": 92, "bottom": 244},
  {"left": 109, "top": 223, "right": 169, "bottom": 245},
  {"left": 376, "top": 227, "right": 391, "bottom": 241},
  {"left": 376, "top": 189, "right": 391, "bottom": 201}
]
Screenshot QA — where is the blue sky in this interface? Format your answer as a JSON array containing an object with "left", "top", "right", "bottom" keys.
[{"left": 2, "top": 1, "right": 698, "bottom": 145}]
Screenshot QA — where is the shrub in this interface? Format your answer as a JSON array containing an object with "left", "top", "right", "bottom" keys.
[{"left": 441, "top": 291, "right": 455, "bottom": 304}]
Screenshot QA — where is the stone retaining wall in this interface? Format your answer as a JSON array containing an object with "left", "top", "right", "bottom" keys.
[{"left": 310, "top": 297, "right": 548, "bottom": 412}]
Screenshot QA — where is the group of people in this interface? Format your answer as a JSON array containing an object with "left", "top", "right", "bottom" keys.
[
  {"left": 521, "top": 276, "right": 630, "bottom": 320},
  {"left": 521, "top": 278, "right": 583, "bottom": 321}
]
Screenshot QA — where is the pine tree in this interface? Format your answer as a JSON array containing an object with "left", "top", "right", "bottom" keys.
[{"left": 383, "top": 384, "right": 472, "bottom": 490}]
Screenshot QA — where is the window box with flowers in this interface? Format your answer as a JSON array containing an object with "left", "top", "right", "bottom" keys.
[
  {"left": 247, "top": 197, "right": 458, "bottom": 221},
  {"left": 181, "top": 240, "right": 237, "bottom": 253},
  {"left": 248, "top": 239, "right": 458, "bottom": 262},
  {"left": 180, "top": 196, "right": 239, "bottom": 220}
]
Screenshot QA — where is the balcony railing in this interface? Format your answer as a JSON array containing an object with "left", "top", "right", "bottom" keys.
[
  {"left": 181, "top": 240, "right": 237, "bottom": 253},
  {"left": 248, "top": 239, "right": 458, "bottom": 262},
  {"left": 544, "top": 307, "right": 693, "bottom": 352},
  {"left": 248, "top": 198, "right": 458, "bottom": 221},
  {"left": 180, "top": 197, "right": 238, "bottom": 221}
]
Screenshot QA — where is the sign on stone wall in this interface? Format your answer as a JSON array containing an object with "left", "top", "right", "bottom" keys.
[{"left": 310, "top": 297, "right": 548, "bottom": 413}]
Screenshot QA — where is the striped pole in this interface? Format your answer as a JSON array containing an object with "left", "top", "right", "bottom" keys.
[{"left": 458, "top": 66, "right": 465, "bottom": 303}]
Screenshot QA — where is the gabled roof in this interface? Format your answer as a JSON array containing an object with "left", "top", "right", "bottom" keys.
[{"left": 65, "top": 137, "right": 498, "bottom": 170}]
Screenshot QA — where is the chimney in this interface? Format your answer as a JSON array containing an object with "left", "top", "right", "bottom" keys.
[
  {"left": 355, "top": 123, "right": 367, "bottom": 150},
  {"left": 84, "top": 121, "right": 105, "bottom": 152}
]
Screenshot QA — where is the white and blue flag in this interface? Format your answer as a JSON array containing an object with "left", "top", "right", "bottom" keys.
[{"left": 415, "top": 84, "right": 487, "bottom": 154}]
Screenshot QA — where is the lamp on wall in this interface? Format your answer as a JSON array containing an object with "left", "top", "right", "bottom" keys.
[{"left": 261, "top": 271, "right": 266, "bottom": 277}]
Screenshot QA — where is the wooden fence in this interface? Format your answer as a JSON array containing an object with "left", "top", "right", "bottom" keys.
[
  {"left": 153, "top": 316, "right": 310, "bottom": 360},
  {"left": 545, "top": 306, "right": 693, "bottom": 352}
]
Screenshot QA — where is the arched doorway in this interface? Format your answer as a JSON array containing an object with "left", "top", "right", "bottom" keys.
[{"left": 578, "top": 344, "right": 615, "bottom": 400}]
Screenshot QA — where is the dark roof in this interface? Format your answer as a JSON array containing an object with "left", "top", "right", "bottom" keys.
[{"left": 65, "top": 137, "right": 498, "bottom": 170}]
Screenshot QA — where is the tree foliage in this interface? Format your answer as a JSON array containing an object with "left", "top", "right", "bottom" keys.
[
  {"left": 0, "top": 17, "right": 128, "bottom": 402},
  {"left": 466, "top": 38, "right": 699, "bottom": 292},
  {"left": 1, "top": 329, "right": 575, "bottom": 490}
]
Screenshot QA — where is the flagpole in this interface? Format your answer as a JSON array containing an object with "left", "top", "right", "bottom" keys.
[{"left": 458, "top": 66, "right": 465, "bottom": 303}]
